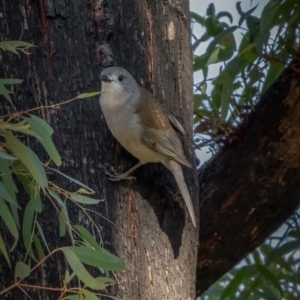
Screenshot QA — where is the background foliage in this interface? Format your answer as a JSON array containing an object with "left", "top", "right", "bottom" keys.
[
  {"left": 192, "top": 0, "right": 300, "bottom": 148},
  {"left": 192, "top": 0, "right": 300, "bottom": 299},
  {"left": 0, "top": 41, "right": 125, "bottom": 299}
]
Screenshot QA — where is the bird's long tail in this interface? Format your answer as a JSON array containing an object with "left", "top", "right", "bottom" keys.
[{"left": 166, "top": 160, "right": 197, "bottom": 227}]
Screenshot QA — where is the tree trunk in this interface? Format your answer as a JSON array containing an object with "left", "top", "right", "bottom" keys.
[
  {"left": 0, "top": 0, "right": 198, "bottom": 299},
  {"left": 196, "top": 56, "right": 300, "bottom": 295}
]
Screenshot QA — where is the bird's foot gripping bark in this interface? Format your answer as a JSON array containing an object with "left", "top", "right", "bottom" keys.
[{"left": 103, "top": 167, "right": 136, "bottom": 181}]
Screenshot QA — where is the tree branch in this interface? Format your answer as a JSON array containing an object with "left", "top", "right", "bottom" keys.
[{"left": 196, "top": 55, "right": 300, "bottom": 295}]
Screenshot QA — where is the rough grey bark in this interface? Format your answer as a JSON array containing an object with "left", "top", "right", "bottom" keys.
[
  {"left": 196, "top": 56, "right": 300, "bottom": 295},
  {"left": 0, "top": 0, "right": 197, "bottom": 300}
]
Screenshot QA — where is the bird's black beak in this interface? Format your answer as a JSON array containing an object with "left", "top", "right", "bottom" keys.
[{"left": 100, "top": 74, "right": 112, "bottom": 83}]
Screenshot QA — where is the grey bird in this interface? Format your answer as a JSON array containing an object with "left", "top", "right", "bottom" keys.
[{"left": 99, "top": 66, "right": 196, "bottom": 227}]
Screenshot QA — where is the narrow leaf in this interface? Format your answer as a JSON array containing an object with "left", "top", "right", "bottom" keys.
[
  {"left": 29, "top": 114, "right": 54, "bottom": 135},
  {"left": 22, "top": 189, "right": 42, "bottom": 254},
  {"left": 66, "top": 246, "right": 126, "bottom": 271},
  {"left": 0, "top": 149, "right": 17, "bottom": 160},
  {"left": 74, "top": 225, "right": 99, "bottom": 249},
  {"left": 46, "top": 166, "right": 94, "bottom": 193},
  {"left": 220, "top": 267, "right": 246, "bottom": 300},
  {"left": 70, "top": 194, "right": 102, "bottom": 205},
  {"left": 256, "top": 264, "right": 283, "bottom": 296},
  {"left": 261, "top": 62, "right": 285, "bottom": 95},
  {"left": 27, "top": 116, "right": 61, "bottom": 166},
  {"left": 0, "top": 81, "right": 12, "bottom": 105},
  {"left": 4, "top": 132, "right": 48, "bottom": 188},
  {"left": 0, "top": 79, "right": 23, "bottom": 85},
  {"left": 0, "top": 198, "right": 19, "bottom": 250},
  {"left": 0, "top": 180, "right": 18, "bottom": 207},
  {"left": 62, "top": 248, "right": 111, "bottom": 290},
  {"left": 35, "top": 221, "right": 50, "bottom": 254},
  {"left": 75, "top": 91, "right": 101, "bottom": 99},
  {"left": 83, "top": 289, "right": 102, "bottom": 300},
  {"left": 32, "top": 234, "right": 45, "bottom": 260},
  {"left": 0, "top": 235, "right": 11, "bottom": 268}
]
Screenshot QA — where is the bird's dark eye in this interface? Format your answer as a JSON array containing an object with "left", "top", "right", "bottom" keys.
[{"left": 118, "top": 75, "right": 124, "bottom": 81}]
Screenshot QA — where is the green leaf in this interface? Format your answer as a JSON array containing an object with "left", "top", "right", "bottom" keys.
[
  {"left": 75, "top": 91, "right": 101, "bottom": 99},
  {"left": 29, "top": 114, "right": 54, "bottom": 135},
  {"left": 32, "top": 234, "right": 45, "bottom": 260},
  {"left": 66, "top": 246, "right": 126, "bottom": 271},
  {"left": 261, "top": 62, "right": 285, "bottom": 95},
  {"left": 82, "top": 289, "right": 102, "bottom": 300},
  {"left": 0, "top": 79, "right": 23, "bottom": 85},
  {"left": 0, "top": 180, "right": 18, "bottom": 207},
  {"left": 74, "top": 225, "right": 99, "bottom": 249},
  {"left": 62, "top": 248, "right": 112, "bottom": 290},
  {"left": 220, "top": 267, "right": 246, "bottom": 299},
  {"left": 70, "top": 194, "right": 102, "bottom": 205},
  {"left": 4, "top": 132, "right": 48, "bottom": 188},
  {"left": 0, "top": 198, "right": 19, "bottom": 250},
  {"left": 190, "top": 12, "right": 206, "bottom": 26},
  {"left": 237, "top": 2, "right": 258, "bottom": 27},
  {"left": 22, "top": 189, "right": 42, "bottom": 254},
  {"left": 0, "top": 40, "right": 34, "bottom": 48},
  {"left": 194, "top": 94, "right": 209, "bottom": 111},
  {"left": 288, "top": 230, "right": 300, "bottom": 240},
  {"left": 36, "top": 221, "right": 50, "bottom": 254},
  {"left": 0, "top": 81, "right": 13, "bottom": 105},
  {"left": 26, "top": 116, "right": 62, "bottom": 166},
  {"left": 0, "top": 235, "right": 11, "bottom": 268},
  {"left": 246, "top": 15, "right": 260, "bottom": 36},
  {"left": 220, "top": 77, "right": 233, "bottom": 120},
  {"left": 59, "top": 213, "right": 67, "bottom": 237},
  {"left": 216, "top": 11, "right": 233, "bottom": 24},
  {"left": 0, "top": 148, "right": 17, "bottom": 160},
  {"left": 256, "top": 1, "right": 280, "bottom": 55},
  {"left": 64, "top": 270, "right": 76, "bottom": 285},
  {"left": 206, "top": 26, "right": 238, "bottom": 54},
  {"left": 46, "top": 166, "right": 94, "bottom": 193},
  {"left": 256, "top": 264, "right": 283, "bottom": 296},
  {"left": 48, "top": 190, "right": 70, "bottom": 237},
  {"left": 3, "top": 122, "right": 42, "bottom": 140},
  {"left": 270, "top": 240, "right": 300, "bottom": 263},
  {"left": 252, "top": 249, "right": 263, "bottom": 265},
  {"left": 15, "top": 261, "right": 30, "bottom": 279}
]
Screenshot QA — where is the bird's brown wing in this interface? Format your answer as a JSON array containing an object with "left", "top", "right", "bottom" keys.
[{"left": 135, "top": 87, "right": 191, "bottom": 168}]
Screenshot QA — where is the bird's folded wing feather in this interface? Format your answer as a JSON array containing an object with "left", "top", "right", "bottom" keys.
[{"left": 135, "top": 87, "right": 191, "bottom": 168}]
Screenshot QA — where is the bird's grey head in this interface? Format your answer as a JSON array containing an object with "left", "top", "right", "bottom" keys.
[{"left": 100, "top": 67, "right": 139, "bottom": 102}]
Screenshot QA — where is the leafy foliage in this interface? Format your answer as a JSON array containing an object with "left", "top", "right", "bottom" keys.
[
  {"left": 0, "top": 41, "right": 124, "bottom": 299},
  {"left": 192, "top": 1, "right": 300, "bottom": 299},
  {"left": 192, "top": 0, "right": 300, "bottom": 148},
  {"left": 199, "top": 215, "right": 300, "bottom": 300}
]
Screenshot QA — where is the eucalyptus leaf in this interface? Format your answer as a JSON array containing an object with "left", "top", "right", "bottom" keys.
[
  {"left": 15, "top": 261, "right": 31, "bottom": 279},
  {"left": 0, "top": 78, "right": 23, "bottom": 85},
  {"left": 0, "top": 235, "right": 11, "bottom": 268},
  {"left": 74, "top": 225, "right": 100, "bottom": 249},
  {"left": 27, "top": 116, "right": 61, "bottom": 166},
  {"left": 65, "top": 246, "right": 126, "bottom": 271},
  {"left": 75, "top": 91, "right": 101, "bottom": 99},
  {"left": 46, "top": 166, "right": 94, "bottom": 193},
  {"left": 70, "top": 194, "right": 102, "bottom": 205},
  {"left": 0, "top": 198, "right": 19, "bottom": 250},
  {"left": 4, "top": 132, "right": 48, "bottom": 188},
  {"left": 62, "top": 248, "right": 112, "bottom": 290}
]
